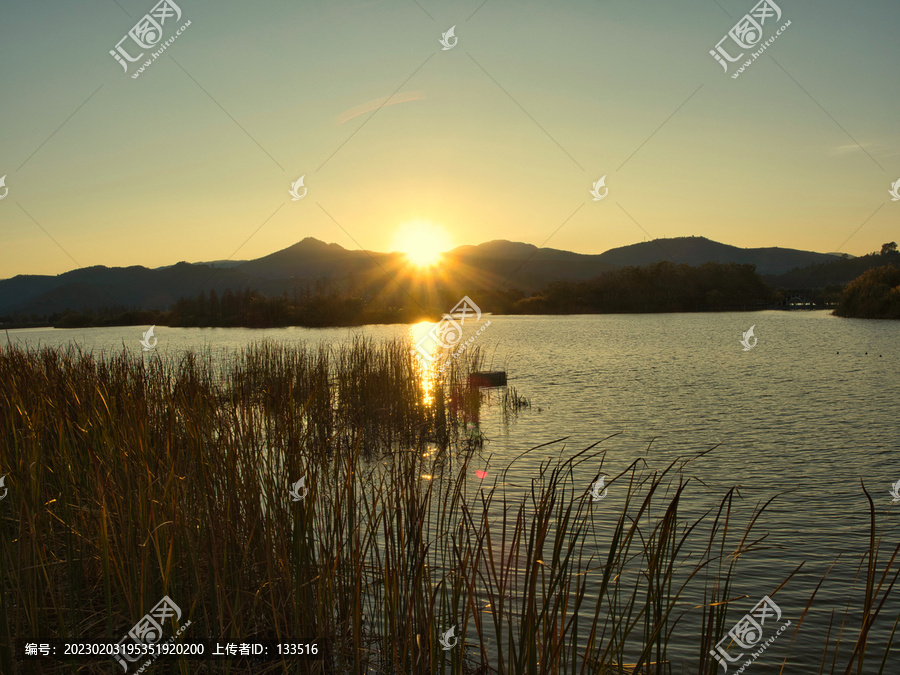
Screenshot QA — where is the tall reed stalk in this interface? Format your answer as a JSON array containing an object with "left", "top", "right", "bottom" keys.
[{"left": 0, "top": 341, "right": 896, "bottom": 674}]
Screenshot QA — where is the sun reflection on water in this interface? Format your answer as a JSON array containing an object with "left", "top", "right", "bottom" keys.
[
  {"left": 409, "top": 321, "right": 442, "bottom": 406},
  {"left": 407, "top": 321, "right": 490, "bottom": 487}
]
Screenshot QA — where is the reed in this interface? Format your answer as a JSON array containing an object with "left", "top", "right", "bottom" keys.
[
  {"left": 501, "top": 387, "right": 530, "bottom": 416},
  {"left": 0, "top": 341, "right": 896, "bottom": 674}
]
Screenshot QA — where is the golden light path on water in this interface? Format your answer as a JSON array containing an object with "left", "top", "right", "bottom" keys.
[
  {"left": 408, "top": 320, "right": 440, "bottom": 405},
  {"left": 408, "top": 320, "right": 445, "bottom": 479}
]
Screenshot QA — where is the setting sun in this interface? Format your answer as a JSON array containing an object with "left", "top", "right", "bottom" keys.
[{"left": 392, "top": 222, "right": 452, "bottom": 267}]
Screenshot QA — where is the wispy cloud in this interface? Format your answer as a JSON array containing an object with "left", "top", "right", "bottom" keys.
[
  {"left": 336, "top": 92, "right": 424, "bottom": 125},
  {"left": 828, "top": 142, "right": 898, "bottom": 159}
]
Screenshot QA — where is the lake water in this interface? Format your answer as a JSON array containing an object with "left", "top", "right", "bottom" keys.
[{"left": 4, "top": 311, "right": 899, "bottom": 671}]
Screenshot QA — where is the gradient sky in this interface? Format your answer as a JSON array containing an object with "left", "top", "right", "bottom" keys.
[{"left": 1, "top": 0, "right": 898, "bottom": 277}]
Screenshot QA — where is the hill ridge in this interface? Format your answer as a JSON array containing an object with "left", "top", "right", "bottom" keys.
[{"left": 0, "top": 235, "right": 844, "bottom": 317}]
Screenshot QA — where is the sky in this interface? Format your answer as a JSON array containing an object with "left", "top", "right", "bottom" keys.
[{"left": 0, "top": 0, "right": 898, "bottom": 277}]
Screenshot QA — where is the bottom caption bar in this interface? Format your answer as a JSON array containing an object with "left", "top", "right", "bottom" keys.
[{"left": 17, "top": 640, "right": 323, "bottom": 661}]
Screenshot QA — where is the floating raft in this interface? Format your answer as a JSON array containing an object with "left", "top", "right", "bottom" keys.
[{"left": 468, "top": 371, "right": 507, "bottom": 387}]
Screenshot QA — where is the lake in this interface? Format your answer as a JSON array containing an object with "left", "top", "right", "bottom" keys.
[{"left": 4, "top": 310, "right": 899, "bottom": 671}]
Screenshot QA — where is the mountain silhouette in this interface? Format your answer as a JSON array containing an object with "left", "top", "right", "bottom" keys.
[
  {"left": 0, "top": 236, "right": 843, "bottom": 317},
  {"left": 595, "top": 236, "right": 838, "bottom": 275}
]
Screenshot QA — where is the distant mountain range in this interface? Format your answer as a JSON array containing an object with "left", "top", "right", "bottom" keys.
[{"left": 0, "top": 236, "right": 855, "bottom": 317}]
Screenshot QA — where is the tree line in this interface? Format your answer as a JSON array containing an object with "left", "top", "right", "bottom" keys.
[
  {"left": 167, "top": 287, "right": 422, "bottom": 327},
  {"left": 509, "top": 261, "right": 774, "bottom": 313},
  {"left": 6, "top": 249, "right": 897, "bottom": 328}
]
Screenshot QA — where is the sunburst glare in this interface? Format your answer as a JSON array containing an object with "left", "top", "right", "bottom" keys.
[{"left": 392, "top": 221, "right": 451, "bottom": 268}]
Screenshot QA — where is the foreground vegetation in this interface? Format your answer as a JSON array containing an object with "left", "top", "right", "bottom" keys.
[{"left": 1, "top": 341, "right": 898, "bottom": 674}]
